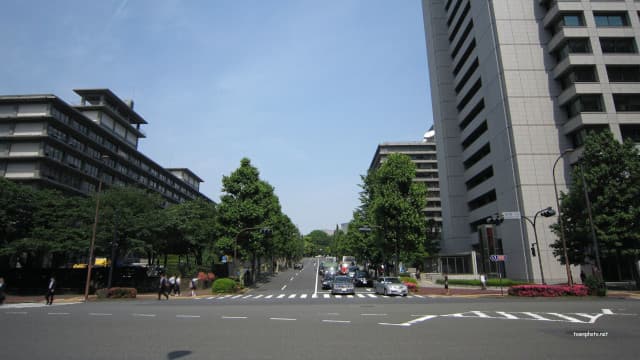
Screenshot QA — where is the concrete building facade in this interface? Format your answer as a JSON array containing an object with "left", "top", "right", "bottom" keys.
[
  {"left": 0, "top": 89, "right": 207, "bottom": 204},
  {"left": 422, "top": 0, "right": 640, "bottom": 282}
]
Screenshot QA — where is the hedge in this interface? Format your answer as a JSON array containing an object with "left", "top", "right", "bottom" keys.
[
  {"left": 212, "top": 278, "right": 239, "bottom": 294},
  {"left": 95, "top": 287, "right": 137, "bottom": 299},
  {"left": 508, "top": 284, "right": 589, "bottom": 297},
  {"left": 436, "top": 278, "right": 527, "bottom": 287}
]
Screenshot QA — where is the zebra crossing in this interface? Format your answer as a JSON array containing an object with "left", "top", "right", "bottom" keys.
[{"left": 197, "top": 293, "right": 428, "bottom": 301}]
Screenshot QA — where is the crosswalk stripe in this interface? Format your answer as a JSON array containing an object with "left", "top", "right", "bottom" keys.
[
  {"left": 242, "top": 295, "right": 252, "bottom": 299},
  {"left": 231, "top": 295, "right": 242, "bottom": 299},
  {"left": 277, "top": 294, "right": 285, "bottom": 299},
  {"left": 300, "top": 294, "right": 308, "bottom": 299},
  {"left": 324, "top": 294, "right": 330, "bottom": 298},
  {"left": 413, "top": 295, "right": 424, "bottom": 298},
  {"left": 265, "top": 295, "right": 273, "bottom": 299},
  {"left": 357, "top": 294, "right": 365, "bottom": 298},
  {"left": 347, "top": 295, "right": 354, "bottom": 298},
  {"left": 312, "top": 294, "right": 318, "bottom": 298},
  {"left": 367, "top": 294, "right": 377, "bottom": 298},
  {"left": 548, "top": 313, "right": 584, "bottom": 323},
  {"left": 206, "top": 297, "right": 215, "bottom": 300},
  {"left": 288, "top": 294, "right": 296, "bottom": 299},
  {"left": 522, "top": 312, "right": 551, "bottom": 321},
  {"left": 496, "top": 311, "right": 519, "bottom": 320},
  {"left": 253, "top": 295, "right": 264, "bottom": 299}
]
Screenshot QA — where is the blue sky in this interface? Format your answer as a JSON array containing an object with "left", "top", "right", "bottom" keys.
[{"left": 1, "top": 0, "right": 433, "bottom": 234}]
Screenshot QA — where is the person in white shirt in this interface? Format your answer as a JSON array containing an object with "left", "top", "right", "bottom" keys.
[
  {"left": 168, "top": 275, "right": 176, "bottom": 295},
  {"left": 175, "top": 276, "right": 181, "bottom": 296},
  {"left": 45, "top": 276, "right": 56, "bottom": 305}
]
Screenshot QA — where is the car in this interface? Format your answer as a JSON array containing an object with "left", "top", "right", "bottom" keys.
[
  {"left": 353, "top": 270, "right": 371, "bottom": 287},
  {"left": 347, "top": 265, "right": 358, "bottom": 279},
  {"left": 294, "top": 263, "right": 303, "bottom": 270},
  {"left": 374, "top": 277, "right": 408, "bottom": 296},
  {"left": 321, "top": 274, "right": 335, "bottom": 290},
  {"left": 331, "top": 275, "right": 355, "bottom": 295}
]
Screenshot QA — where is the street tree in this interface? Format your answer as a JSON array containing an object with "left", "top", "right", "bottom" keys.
[
  {"left": 551, "top": 131, "right": 640, "bottom": 285},
  {"left": 363, "top": 153, "right": 427, "bottom": 275}
]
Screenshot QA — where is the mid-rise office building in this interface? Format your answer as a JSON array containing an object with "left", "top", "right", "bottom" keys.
[
  {"left": 422, "top": 0, "right": 640, "bottom": 281},
  {"left": 369, "top": 129, "right": 443, "bottom": 237},
  {"left": 0, "top": 89, "right": 207, "bottom": 203}
]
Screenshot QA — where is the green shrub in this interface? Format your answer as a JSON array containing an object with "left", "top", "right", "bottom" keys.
[
  {"left": 584, "top": 276, "right": 607, "bottom": 296},
  {"left": 435, "top": 278, "right": 527, "bottom": 287},
  {"left": 212, "top": 278, "right": 239, "bottom": 294},
  {"left": 95, "top": 287, "right": 137, "bottom": 299}
]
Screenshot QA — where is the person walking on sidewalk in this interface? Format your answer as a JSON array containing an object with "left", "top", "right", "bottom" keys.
[
  {"left": 480, "top": 274, "right": 487, "bottom": 290},
  {"left": 175, "top": 275, "right": 181, "bottom": 296},
  {"left": 158, "top": 274, "right": 169, "bottom": 300},
  {"left": 45, "top": 276, "right": 56, "bottom": 305},
  {"left": 444, "top": 275, "right": 449, "bottom": 295},
  {"left": 168, "top": 274, "right": 176, "bottom": 296},
  {"left": 0, "top": 277, "right": 6, "bottom": 305},
  {"left": 190, "top": 277, "right": 197, "bottom": 297}
]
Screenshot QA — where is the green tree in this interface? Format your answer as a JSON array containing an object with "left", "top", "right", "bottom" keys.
[
  {"left": 551, "top": 131, "right": 640, "bottom": 284},
  {"left": 363, "top": 153, "right": 427, "bottom": 275},
  {"left": 0, "top": 177, "right": 37, "bottom": 265}
]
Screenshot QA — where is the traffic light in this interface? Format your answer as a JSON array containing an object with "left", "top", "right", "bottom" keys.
[
  {"left": 486, "top": 213, "right": 504, "bottom": 225},
  {"left": 531, "top": 245, "right": 536, "bottom": 257}
]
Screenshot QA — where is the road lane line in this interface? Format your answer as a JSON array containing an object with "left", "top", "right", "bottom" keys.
[
  {"left": 314, "top": 258, "right": 320, "bottom": 296},
  {"left": 5, "top": 311, "right": 28, "bottom": 315},
  {"left": 222, "top": 316, "right": 247, "bottom": 319},
  {"left": 521, "top": 312, "right": 551, "bottom": 321},
  {"left": 177, "top": 315, "right": 201, "bottom": 318},
  {"left": 133, "top": 314, "right": 156, "bottom": 317},
  {"left": 496, "top": 311, "right": 519, "bottom": 320},
  {"left": 281, "top": 285, "right": 287, "bottom": 291},
  {"left": 322, "top": 320, "right": 350, "bottom": 323},
  {"left": 48, "top": 312, "right": 70, "bottom": 316},
  {"left": 361, "top": 313, "right": 387, "bottom": 316},
  {"left": 89, "top": 313, "right": 112, "bottom": 316},
  {"left": 270, "top": 317, "right": 296, "bottom": 321},
  {"left": 547, "top": 313, "right": 584, "bottom": 323},
  {"left": 277, "top": 294, "right": 286, "bottom": 299},
  {"left": 290, "top": 277, "right": 295, "bottom": 281}
]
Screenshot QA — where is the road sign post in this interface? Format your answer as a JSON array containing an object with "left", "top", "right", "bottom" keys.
[{"left": 490, "top": 255, "right": 506, "bottom": 295}]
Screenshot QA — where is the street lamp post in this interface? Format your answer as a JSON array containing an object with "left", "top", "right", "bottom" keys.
[
  {"left": 553, "top": 148, "right": 575, "bottom": 286},
  {"left": 579, "top": 165, "right": 602, "bottom": 281},
  {"left": 522, "top": 207, "right": 556, "bottom": 285},
  {"left": 84, "top": 155, "right": 110, "bottom": 301}
]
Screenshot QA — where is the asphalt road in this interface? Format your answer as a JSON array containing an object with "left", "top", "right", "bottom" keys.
[{"left": 1, "top": 258, "right": 638, "bottom": 359}]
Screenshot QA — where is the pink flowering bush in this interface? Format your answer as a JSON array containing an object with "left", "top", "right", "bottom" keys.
[{"left": 508, "top": 284, "right": 589, "bottom": 297}]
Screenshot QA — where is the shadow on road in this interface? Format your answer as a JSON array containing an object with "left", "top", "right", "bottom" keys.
[{"left": 167, "top": 350, "right": 192, "bottom": 359}]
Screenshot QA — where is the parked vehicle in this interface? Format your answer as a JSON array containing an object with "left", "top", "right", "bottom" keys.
[
  {"left": 294, "top": 262, "right": 303, "bottom": 270},
  {"left": 321, "top": 274, "right": 335, "bottom": 290},
  {"left": 331, "top": 275, "right": 355, "bottom": 295},
  {"left": 374, "top": 277, "right": 408, "bottom": 297}
]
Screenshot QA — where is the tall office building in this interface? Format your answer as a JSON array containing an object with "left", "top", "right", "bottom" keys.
[
  {"left": 0, "top": 89, "right": 208, "bottom": 204},
  {"left": 422, "top": 0, "right": 640, "bottom": 282},
  {"left": 369, "top": 129, "right": 443, "bottom": 240}
]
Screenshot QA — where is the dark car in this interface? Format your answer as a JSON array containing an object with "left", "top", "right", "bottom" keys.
[
  {"left": 294, "top": 263, "right": 303, "bottom": 270},
  {"left": 321, "top": 274, "right": 335, "bottom": 290},
  {"left": 353, "top": 270, "right": 371, "bottom": 287}
]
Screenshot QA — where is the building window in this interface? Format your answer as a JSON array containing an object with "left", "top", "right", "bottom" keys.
[
  {"left": 461, "top": 120, "right": 488, "bottom": 150},
  {"left": 463, "top": 142, "right": 491, "bottom": 170},
  {"left": 606, "top": 65, "right": 640, "bottom": 82},
  {"left": 621, "top": 124, "right": 640, "bottom": 144},
  {"left": 555, "top": 38, "right": 591, "bottom": 62},
  {"left": 560, "top": 66, "right": 598, "bottom": 89},
  {"left": 465, "top": 166, "right": 493, "bottom": 190},
  {"left": 570, "top": 125, "right": 610, "bottom": 148},
  {"left": 562, "top": 13, "right": 585, "bottom": 27},
  {"left": 600, "top": 37, "right": 637, "bottom": 54},
  {"left": 43, "top": 144, "right": 63, "bottom": 161},
  {"left": 65, "top": 154, "right": 81, "bottom": 169},
  {"left": 613, "top": 94, "right": 640, "bottom": 112},
  {"left": 594, "top": 12, "right": 629, "bottom": 27},
  {"left": 565, "top": 94, "right": 604, "bottom": 118},
  {"left": 47, "top": 125, "right": 67, "bottom": 142},
  {"left": 457, "top": 78, "right": 482, "bottom": 111},
  {"left": 468, "top": 189, "right": 496, "bottom": 211}
]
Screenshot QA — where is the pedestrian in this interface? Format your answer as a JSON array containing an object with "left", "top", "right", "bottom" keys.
[
  {"left": 444, "top": 275, "right": 449, "bottom": 295},
  {"left": 0, "top": 277, "right": 6, "bottom": 305},
  {"left": 480, "top": 274, "right": 487, "bottom": 290},
  {"left": 580, "top": 270, "right": 586, "bottom": 284},
  {"left": 158, "top": 274, "right": 169, "bottom": 300},
  {"left": 168, "top": 274, "right": 176, "bottom": 295},
  {"left": 190, "top": 277, "right": 197, "bottom": 297},
  {"left": 415, "top": 267, "right": 421, "bottom": 280},
  {"left": 45, "top": 276, "right": 56, "bottom": 305},
  {"left": 175, "top": 275, "right": 181, "bottom": 296}
]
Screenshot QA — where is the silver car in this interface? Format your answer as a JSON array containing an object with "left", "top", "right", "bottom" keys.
[
  {"left": 374, "top": 277, "right": 408, "bottom": 297},
  {"left": 331, "top": 276, "right": 355, "bottom": 295}
]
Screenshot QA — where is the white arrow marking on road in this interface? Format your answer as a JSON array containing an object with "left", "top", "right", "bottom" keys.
[
  {"left": 575, "top": 313, "right": 604, "bottom": 323},
  {"left": 379, "top": 315, "right": 438, "bottom": 327},
  {"left": 548, "top": 313, "right": 584, "bottom": 323},
  {"left": 270, "top": 317, "right": 296, "bottom": 321},
  {"left": 133, "top": 314, "right": 156, "bottom": 317},
  {"left": 496, "top": 312, "right": 519, "bottom": 320}
]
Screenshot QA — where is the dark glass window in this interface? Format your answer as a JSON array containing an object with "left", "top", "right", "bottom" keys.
[
  {"left": 560, "top": 66, "right": 598, "bottom": 89},
  {"left": 465, "top": 166, "right": 493, "bottom": 190},
  {"left": 555, "top": 38, "right": 592, "bottom": 61},
  {"left": 594, "top": 12, "right": 629, "bottom": 27},
  {"left": 600, "top": 38, "right": 637, "bottom": 54},
  {"left": 621, "top": 124, "right": 640, "bottom": 143},
  {"left": 463, "top": 143, "right": 491, "bottom": 170},
  {"left": 613, "top": 94, "right": 640, "bottom": 112},
  {"left": 565, "top": 94, "right": 604, "bottom": 118},
  {"left": 563, "top": 13, "right": 585, "bottom": 27},
  {"left": 468, "top": 189, "right": 496, "bottom": 211},
  {"left": 570, "top": 126, "right": 610, "bottom": 148},
  {"left": 606, "top": 65, "right": 640, "bottom": 82}
]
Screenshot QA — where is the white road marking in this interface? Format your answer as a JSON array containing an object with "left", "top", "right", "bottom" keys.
[
  {"left": 323, "top": 294, "right": 330, "bottom": 298},
  {"left": 602, "top": 309, "right": 614, "bottom": 315},
  {"left": 288, "top": 294, "right": 296, "bottom": 299},
  {"left": 380, "top": 315, "right": 438, "bottom": 327},
  {"left": 89, "top": 313, "right": 112, "bottom": 316},
  {"left": 270, "top": 317, "right": 296, "bottom": 321},
  {"left": 206, "top": 297, "right": 215, "bottom": 300},
  {"left": 265, "top": 295, "right": 273, "bottom": 299},
  {"left": 231, "top": 295, "right": 242, "bottom": 299},
  {"left": 346, "top": 295, "right": 354, "bottom": 298},
  {"left": 357, "top": 294, "right": 365, "bottom": 298},
  {"left": 242, "top": 295, "right": 252, "bottom": 299},
  {"left": 470, "top": 311, "right": 491, "bottom": 318},
  {"left": 413, "top": 295, "right": 424, "bottom": 298},
  {"left": 290, "top": 277, "right": 295, "bottom": 281},
  {"left": 47, "top": 312, "right": 70, "bottom": 316},
  {"left": 133, "top": 314, "right": 156, "bottom": 317},
  {"left": 253, "top": 295, "right": 264, "bottom": 299},
  {"left": 521, "top": 312, "right": 551, "bottom": 321},
  {"left": 222, "top": 316, "right": 247, "bottom": 319},
  {"left": 300, "top": 294, "right": 308, "bottom": 299},
  {"left": 361, "top": 313, "right": 387, "bottom": 316},
  {"left": 277, "top": 294, "right": 285, "bottom": 299},
  {"left": 312, "top": 294, "right": 317, "bottom": 298},
  {"left": 5, "top": 311, "right": 28, "bottom": 314},
  {"left": 322, "top": 320, "right": 350, "bottom": 323},
  {"left": 313, "top": 258, "right": 320, "bottom": 297},
  {"left": 281, "top": 285, "right": 287, "bottom": 291},
  {"left": 576, "top": 313, "right": 604, "bottom": 323},
  {"left": 548, "top": 313, "right": 584, "bottom": 323},
  {"left": 496, "top": 311, "right": 519, "bottom": 320},
  {"left": 177, "top": 315, "right": 201, "bottom": 318},
  {"left": 367, "top": 294, "right": 377, "bottom": 298}
]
